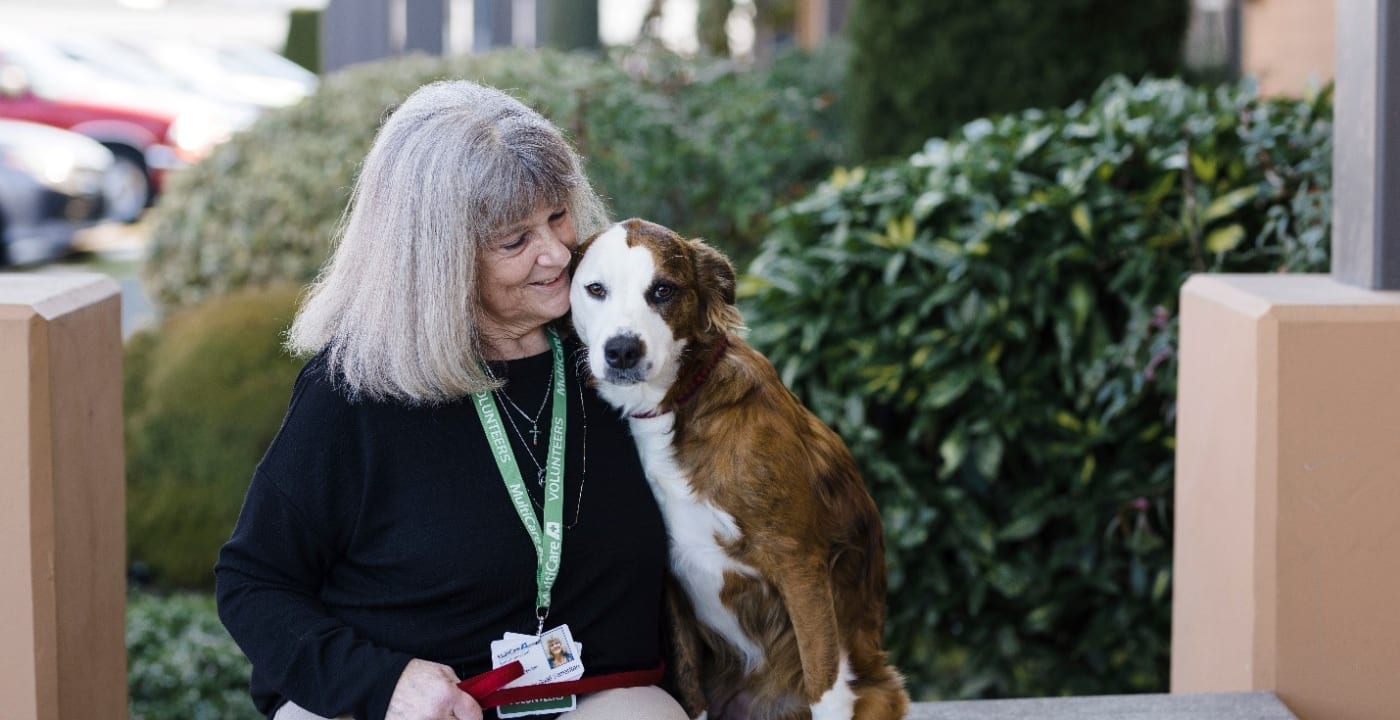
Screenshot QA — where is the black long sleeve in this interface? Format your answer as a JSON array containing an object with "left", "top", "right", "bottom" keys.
[{"left": 215, "top": 344, "right": 668, "bottom": 719}]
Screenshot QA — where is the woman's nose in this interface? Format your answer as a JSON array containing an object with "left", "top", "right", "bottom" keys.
[{"left": 538, "top": 228, "right": 572, "bottom": 267}]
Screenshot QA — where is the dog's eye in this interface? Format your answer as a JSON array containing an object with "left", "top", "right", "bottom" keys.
[
  {"left": 650, "top": 283, "right": 675, "bottom": 303},
  {"left": 585, "top": 283, "right": 606, "bottom": 299}
]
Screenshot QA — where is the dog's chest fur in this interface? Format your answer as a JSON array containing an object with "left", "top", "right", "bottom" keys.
[{"left": 628, "top": 413, "right": 766, "bottom": 671}]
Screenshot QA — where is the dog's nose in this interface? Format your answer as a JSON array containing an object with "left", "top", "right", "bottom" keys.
[{"left": 604, "top": 335, "right": 644, "bottom": 370}]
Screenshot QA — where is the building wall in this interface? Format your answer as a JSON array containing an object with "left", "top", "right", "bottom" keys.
[{"left": 1242, "top": 0, "right": 1335, "bottom": 97}]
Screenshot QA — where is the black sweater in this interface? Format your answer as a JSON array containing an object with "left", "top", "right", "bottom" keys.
[{"left": 215, "top": 342, "right": 667, "bottom": 719}]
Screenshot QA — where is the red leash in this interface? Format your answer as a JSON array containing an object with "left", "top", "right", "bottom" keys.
[{"left": 458, "top": 662, "right": 665, "bottom": 710}]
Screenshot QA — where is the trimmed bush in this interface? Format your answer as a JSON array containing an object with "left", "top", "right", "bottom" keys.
[
  {"left": 847, "top": 0, "right": 1191, "bottom": 160},
  {"left": 126, "top": 286, "right": 304, "bottom": 589},
  {"left": 128, "top": 591, "right": 258, "bottom": 719},
  {"left": 144, "top": 45, "right": 845, "bottom": 316},
  {"left": 743, "top": 76, "right": 1331, "bottom": 698}
]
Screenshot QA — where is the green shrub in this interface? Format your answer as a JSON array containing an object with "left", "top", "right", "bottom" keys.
[
  {"left": 145, "top": 45, "right": 845, "bottom": 315},
  {"left": 128, "top": 591, "right": 258, "bottom": 720},
  {"left": 126, "top": 286, "right": 304, "bottom": 589},
  {"left": 743, "top": 76, "right": 1331, "bottom": 698},
  {"left": 847, "top": 0, "right": 1191, "bottom": 160}
]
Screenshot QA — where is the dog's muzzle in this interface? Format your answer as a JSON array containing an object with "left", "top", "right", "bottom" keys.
[{"left": 602, "top": 334, "right": 647, "bottom": 384}]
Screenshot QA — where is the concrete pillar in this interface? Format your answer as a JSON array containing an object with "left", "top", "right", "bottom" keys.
[
  {"left": 321, "top": 0, "right": 393, "bottom": 73},
  {"left": 1333, "top": 0, "right": 1400, "bottom": 290},
  {"left": 0, "top": 273, "right": 125, "bottom": 720},
  {"left": 474, "top": 0, "right": 513, "bottom": 51},
  {"left": 404, "top": 0, "right": 447, "bottom": 55},
  {"left": 1172, "top": 274, "right": 1400, "bottom": 720}
]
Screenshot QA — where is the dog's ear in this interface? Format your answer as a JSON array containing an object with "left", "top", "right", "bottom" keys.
[
  {"left": 691, "top": 238, "right": 741, "bottom": 333},
  {"left": 570, "top": 233, "right": 598, "bottom": 276}
]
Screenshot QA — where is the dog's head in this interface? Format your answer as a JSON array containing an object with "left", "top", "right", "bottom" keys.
[{"left": 570, "top": 219, "right": 739, "bottom": 405}]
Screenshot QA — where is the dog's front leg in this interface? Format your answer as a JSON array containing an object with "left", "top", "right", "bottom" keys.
[
  {"left": 664, "top": 577, "right": 710, "bottom": 718},
  {"left": 771, "top": 554, "right": 843, "bottom": 706}
]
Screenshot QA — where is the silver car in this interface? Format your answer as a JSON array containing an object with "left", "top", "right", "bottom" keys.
[{"left": 0, "top": 118, "right": 112, "bottom": 265}]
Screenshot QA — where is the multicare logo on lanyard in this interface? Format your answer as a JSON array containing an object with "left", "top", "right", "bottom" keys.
[{"left": 473, "top": 328, "right": 568, "bottom": 634}]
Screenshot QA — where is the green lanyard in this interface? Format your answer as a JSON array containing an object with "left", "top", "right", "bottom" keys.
[{"left": 473, "top": 329, "right": 568, "bottom": 634}]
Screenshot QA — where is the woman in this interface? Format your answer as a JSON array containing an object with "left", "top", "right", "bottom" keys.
[
  {"left": 216, "top": 81, "right": 686, "bottom": 720},
  {"left": 545, "top": 636, "right": 575, "bottom": 669}
]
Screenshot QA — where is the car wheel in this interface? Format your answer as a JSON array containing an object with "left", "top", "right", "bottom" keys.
[{"left": 103, "top": 147, "right": 153, "bottom": 224}]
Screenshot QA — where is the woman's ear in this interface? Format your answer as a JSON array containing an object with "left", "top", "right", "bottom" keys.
[{"left": 690, "top": 239, "right": 740, "bottom": 333}]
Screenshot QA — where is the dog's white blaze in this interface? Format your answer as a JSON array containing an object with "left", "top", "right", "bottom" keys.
[
  {"left": 570, "top": 224, "right": 684, "bottom": 415},
  {"left": 810, "top": 652, "right": 857, "bottom": 720},
  {"left": 629, "top": 413, "right": 766, "bottom": 673}
]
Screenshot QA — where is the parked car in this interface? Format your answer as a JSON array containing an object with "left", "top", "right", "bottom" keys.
[
  {"left": 0, "top": 119, "right": 111, "bottom": 266},
  {"left": 0, "top": 31, "right": 253, "bottom": 222},
  {"left": 137, "top": 40, "right": 317, "bottom": 109}
]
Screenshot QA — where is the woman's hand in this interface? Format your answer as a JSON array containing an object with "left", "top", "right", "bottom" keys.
[{"left": 386, "top": 659, "right": 482, "bottom": 720}]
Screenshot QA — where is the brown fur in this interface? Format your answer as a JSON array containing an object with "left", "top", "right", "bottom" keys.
[{"left": 581, "top": 220, "right": 909, "bottom": 720}]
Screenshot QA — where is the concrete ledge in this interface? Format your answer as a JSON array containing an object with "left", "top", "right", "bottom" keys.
[{"left": 909, "top": 692, "right": 1295, "bottom": 719}]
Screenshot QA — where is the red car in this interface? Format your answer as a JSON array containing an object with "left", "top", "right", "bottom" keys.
[{"left": 0, "top": 32, "right": 250, "bottom": 222}]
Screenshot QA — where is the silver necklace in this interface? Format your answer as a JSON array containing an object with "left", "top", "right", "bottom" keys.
[
  {"left": 497, "top": 388, "right": 548, "bottom": 486},
  {"left": 495, "top": 371, "right": 553, "bottom": 446},
  {"left": 487, "top": 359, "right": 588, "bottom": 528}
]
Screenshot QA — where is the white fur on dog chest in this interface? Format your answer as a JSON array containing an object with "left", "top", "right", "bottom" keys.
[{"left": 628, "top": 414, "right": 766, "bottom": 673}]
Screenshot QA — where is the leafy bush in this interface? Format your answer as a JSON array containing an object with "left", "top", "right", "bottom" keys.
[
  {"left": 128, "top": 591, "right": 258, "bottom": 720},
  {"left": 743, "top": 76, "right": 1331, "bottom": 698},
  {"left": 145, "top": 45, "right": 845, "bottom": 316},
  {"left": 847, "top": 0, "right": 1190, "bottom": 160},
  {"left": 126, "top": 286, "right": 304, "bottom": 589}
]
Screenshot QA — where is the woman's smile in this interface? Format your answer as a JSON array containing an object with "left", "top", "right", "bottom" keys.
[{"left": 531, "top": 272, "right": 567, "bottom": 289}]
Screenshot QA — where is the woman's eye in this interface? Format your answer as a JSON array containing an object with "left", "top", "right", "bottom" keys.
[
  {"left": 549, "top": 208, "right": 568, "bottom": 223},
  {"left": 586, "top": 283, "right": 606, "bottom": 298},
  {"left": 650, "top": 283, "right": 675, "bottom": 302},
  {"left": 501, "top": 235, "right": 527, "bottom": 251}
]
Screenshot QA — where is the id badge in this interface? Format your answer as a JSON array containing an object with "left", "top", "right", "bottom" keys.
[{"left": 489, "top": 625, "right": 585, "bottom": 718}]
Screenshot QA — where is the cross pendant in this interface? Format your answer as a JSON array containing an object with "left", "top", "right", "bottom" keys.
[{"left": 529, "top": 425, "right": 541, "bottom": 445}]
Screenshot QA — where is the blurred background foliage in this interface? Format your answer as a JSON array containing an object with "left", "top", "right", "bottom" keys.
[
  {"left": 143, "top": 43, "right": 847, "bottom": 316},
  {"left": 125, "top": 285, "right": 304, "bottom": 589},
  {"left": 128, "top": 0, "right": 1338, "bottom": 709},
  {"left": 128, "top": 592, "right": 259, "bottom": 720},
  {"left": 848, "top": 0, "right": 1191, "bottom": 161},
  {"left": 745, "top": 76, "right": 1332, "bottom": 697}
]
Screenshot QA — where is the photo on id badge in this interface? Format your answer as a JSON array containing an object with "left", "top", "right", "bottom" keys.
[{"left": 543, "top": 632, "right": 575, "bottom": 669}]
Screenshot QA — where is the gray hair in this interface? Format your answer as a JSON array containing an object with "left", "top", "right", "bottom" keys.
[{"left": 287, "top": 80, "right": 608, "bottom": 404}]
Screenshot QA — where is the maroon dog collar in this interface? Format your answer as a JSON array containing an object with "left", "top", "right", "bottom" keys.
[{"left": 631, "top": 335, "right": 731, "bottom": 419}]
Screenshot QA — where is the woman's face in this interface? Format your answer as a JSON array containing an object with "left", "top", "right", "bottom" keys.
[{"left": 477, "top": 202, "right": 578, "bottom": 348}]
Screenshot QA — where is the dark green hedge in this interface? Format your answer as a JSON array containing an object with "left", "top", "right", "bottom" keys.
[
  {"left": 128, "top": 591, "right": 258, "bottom": 719},
  {"left": 743, "top": 76, "right": 1332, "bottom": 698},
  {"left": 145, "top": 45, "right": 845, "bottom": 316},
  {"left": 847, "top": 0, "right": 1191, "bottom": 160},
  {"left": 125, "top": 286, "right": 304, "bottom": 589}
]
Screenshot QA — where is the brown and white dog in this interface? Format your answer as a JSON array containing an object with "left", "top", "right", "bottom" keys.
[{"left": 570, "top": 219, "right": 909, "bottom": 720}]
